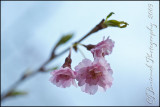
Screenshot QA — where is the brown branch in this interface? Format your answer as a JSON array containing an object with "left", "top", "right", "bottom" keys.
[
  {"left": 77, "top": 19, "right": 105, "bottom": 43},
  {"left": 1, "top": 19, "right": 106, "bottom": 102}
]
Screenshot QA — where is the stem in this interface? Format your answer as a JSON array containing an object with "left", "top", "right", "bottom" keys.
[
  {"left": 1, "top": 71, "right": 38, "bottom": 101},
  {"left": 68, "top": 46, "right": 72, "bottom": 58},
  {"left": 77, "top": 19, "right": 105, "bottom": 43},
  {"left": 78, "top": 47, "right": 86, "bottom": 59},
  {"left": 1, "top": 19, "right": 106, "bottom": 102}
]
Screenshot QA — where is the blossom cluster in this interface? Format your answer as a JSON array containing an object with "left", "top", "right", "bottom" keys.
[{"left": 49, "top": 36, "right": 115, "bottom": 95}]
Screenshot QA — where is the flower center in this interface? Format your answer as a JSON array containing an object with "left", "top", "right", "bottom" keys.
[
  {"left": 59, "top": 74, "right": 70, "bottom": 80},
  {"left": 90, "top": 70, "right": 102, "bottom": 79}
]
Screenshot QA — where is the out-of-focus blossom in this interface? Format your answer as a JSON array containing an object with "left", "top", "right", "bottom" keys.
[
  {"left": 50, "top": 67, "right": 77, "bottom": 88},
  {"left": 91, "top": 37, "right": 115, "bottom": 58}
]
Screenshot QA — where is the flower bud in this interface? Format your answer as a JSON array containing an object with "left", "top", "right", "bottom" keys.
[
  {"left": 62, "top": 56, "right": 72, "bottom": 68},
  {"left": 83, "top": 44, "right": 95, "bottom": 50}
]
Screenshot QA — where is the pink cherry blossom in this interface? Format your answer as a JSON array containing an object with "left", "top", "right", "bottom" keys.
[
  {"left": 91, "top": 37, "right": 115, "bottom": 58},
  {"left": 50, "top": 67, "right": 77, "bottom": 88},
  {"left": 75, "top": 58, "right": 113, "bottom": 95}
]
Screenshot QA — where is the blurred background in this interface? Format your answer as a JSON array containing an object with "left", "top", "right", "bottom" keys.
[{"left": 1, "top": 1, "right": 159, "bottom": 106}]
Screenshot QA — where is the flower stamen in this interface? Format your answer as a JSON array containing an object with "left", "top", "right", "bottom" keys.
[{"left": 90, "top": 70, "right": 102, "bottom": 79}]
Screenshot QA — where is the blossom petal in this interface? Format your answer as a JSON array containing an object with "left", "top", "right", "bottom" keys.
[{"left": 85, "top": 84, "right": 98, "bottom": 95}]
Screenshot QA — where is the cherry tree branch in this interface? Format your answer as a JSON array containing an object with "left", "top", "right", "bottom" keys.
[{"left": 1, "top": 19, "right": 106, "bottom": 102}]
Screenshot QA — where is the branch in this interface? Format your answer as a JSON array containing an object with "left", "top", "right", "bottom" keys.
[{"left": 1, "top": 15, "right": 123, "bottom": 102}]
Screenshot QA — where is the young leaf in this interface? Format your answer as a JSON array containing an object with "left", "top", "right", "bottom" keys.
[
  {"left": 6, "top": 90, "right": 27, "bottom": 97},
  {"left": 51, "top": 34, "right": 74, "bottom": 56},
  {"left": 105, "top": 20, "right": 129, "bottom": 28},
  {"left": 103, "top": 12, "right": 128, "bottom": 28},
  {"left": 56, "top": 34, "right": 74, "bottom": 47},
  {"left": 106, "top": 12, "right": 115, "bottom": 19}
]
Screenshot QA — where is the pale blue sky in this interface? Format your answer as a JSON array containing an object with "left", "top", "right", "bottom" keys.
[{"left": 1, "top": 1, "right": 159, "bottom": 106}]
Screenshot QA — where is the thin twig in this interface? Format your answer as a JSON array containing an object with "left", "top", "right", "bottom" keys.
[
  {"left": 77, "top": 19, "right": 105, "bottom": 43},
  {"left": 1, "top": 19, "right": 106, "bottom": 102},
  {"left": 77, "top": 47, "right": 86, "bottom": 59}
]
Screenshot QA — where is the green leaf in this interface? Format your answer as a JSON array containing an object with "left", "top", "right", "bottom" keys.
[
  {"left": 7, "top": 90, "right": 27, "bottom": 97},
  {"left": 56, "top": 34, "right": 74, "bottom": 47},
  {"left": 103, "top": 12, "right": 129, "bottom": 28},
  {"left": 104, "top": 20, "right": 128, "bottom": 28},
  {"left": 106, "top": 12, "right": 115, "bottom": 19}
]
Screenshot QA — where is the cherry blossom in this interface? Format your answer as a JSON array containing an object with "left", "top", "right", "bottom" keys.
[
  {"left": 50, "top": 67, "right": 77, "bottom": 88},
  {"left": 75, "top": 58, "right": 113, "bottom": 95},
  {"left": 91, "top": 37, "right": 115, "bottom": 58}
]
